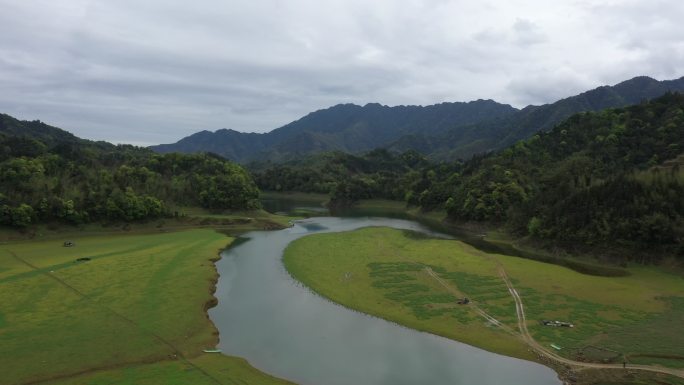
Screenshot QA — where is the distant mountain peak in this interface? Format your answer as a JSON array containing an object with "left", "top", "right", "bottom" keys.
[
  {"left": 412, "top": 74, "right": 684, "bottom": 160},
  {"left": 215, "top": 128, "right": 249, "bottom": 135},
  {"left": 616, "top": 75, "right": 657, "bottom": 84},
  {"left": 151, "top": 98, "right": 517, "bottom": 162},
  {"left": 150, "top": 75, "right": 684, "bottom": 163}
]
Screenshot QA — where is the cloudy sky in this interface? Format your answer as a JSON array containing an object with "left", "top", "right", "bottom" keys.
[{"left": 1, "top": 0, "right": 683, "bottom": 145}]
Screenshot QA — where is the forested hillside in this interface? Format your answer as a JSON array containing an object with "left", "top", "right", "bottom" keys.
[
  {"left": 441, "top": 92, "right": 684, "bottom": 257},
  {"left": 0, "top": 114, "right": 260, "bottom": 228},
  {"left": 254, "top": 94, "right": 684, "bottom": 259},
  {"left": 252, "top": 149, "right": 438, "bottom": 204},
  {"left": 392, "top": 75, "right": 684, "bottom": 159}
]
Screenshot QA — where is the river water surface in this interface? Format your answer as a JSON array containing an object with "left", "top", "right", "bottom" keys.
[{"left": 208, "top": 217, "right": 561, "bottom": 385}]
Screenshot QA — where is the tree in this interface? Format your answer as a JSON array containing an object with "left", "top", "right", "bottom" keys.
[{"left": 11, "top": 204, "right": 34, "bottom": 227}]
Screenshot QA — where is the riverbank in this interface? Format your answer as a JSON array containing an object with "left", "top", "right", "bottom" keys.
[
  {"left": 0, "top": 207, "right": 294, "bottom": 243},
  {"left": 284, "top": 226, "right": 532, "bottom": 360},
  {"left": 211, "top": 216, "right": 562, "bottom": 385},
  {"left": 0, "top": 223, "right": 295, "bottom": 385},
  {"left": 266, "top": 191, "right": 638, "bottom": 277},
  {"left": 283, "top": 226, "right": 684, "bottom": 385}
]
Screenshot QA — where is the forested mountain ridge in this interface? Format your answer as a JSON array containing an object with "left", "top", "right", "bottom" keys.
[
  {"left": 152, "top": 99, "right": 518, "bottom": 162},
  {"left": 0, "top": 114, "right": 260, "bottom": 228},
  {"left": 392, "top": 76, "right": 684, "bottom": 159},
  {"left": 254, "top": 93, "right": 684, "bottom": 260},
  {"left": 1, "top": 113, "right": 84, "bottom": 147},
  {"left": 152, "top": 76, "right": 684, "bottom": 163},
  {"left": 440, "top": 92, "right": 684, "bottom": 255}
]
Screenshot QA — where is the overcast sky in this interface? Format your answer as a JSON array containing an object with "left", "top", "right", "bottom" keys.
[{"left": 1, "top": 0, "right": 683, "bottom": 145}]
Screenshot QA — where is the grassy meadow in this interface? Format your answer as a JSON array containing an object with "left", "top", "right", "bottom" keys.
[
  {"left": 284, "top": 227, "right": 531, "bottom": 360},
  {"left": 0, "top": 229, "right": 292, "bottom": 385},
  {"left": 283, "top": 227, "right": 684, "bottom": 371}
]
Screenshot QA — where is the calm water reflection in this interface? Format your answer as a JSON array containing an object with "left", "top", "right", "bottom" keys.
[{"left": 208, "top": 217, "right": 560, "bottom": 385}]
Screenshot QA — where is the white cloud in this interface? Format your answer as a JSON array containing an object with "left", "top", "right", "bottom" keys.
[{"left": 0, "top": 0, "right": 683, "bottom": 145}]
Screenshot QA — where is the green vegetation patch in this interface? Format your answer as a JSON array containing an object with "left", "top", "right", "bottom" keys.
[
  {"left": 0, "top": 116, "right": 262, "bottom": 229},
  {"left": 47, "top": 355, "right": 290, "bottom": 385},
  {"left": 368, "top": 262, "right": 466, "bottom": 321},
  {"left": 502, "top": 256, "right": 684, "bottom": 367},
  {"left": 612, "top": 297, "right": 684, "bottom": 367},
  {"left": 441, "top": 270, "right": 518, "bottom": 327},
  {"left": 0, "top": 229, "right": 292, "bottom": 385},
  {"left": 283, "top": 226, "right": 531, "bottom": 360},
  {"left": 284, "top": 226, "right": 684, "bottom": 370},
  {"left": 523, "top": 288, "right": 647, "bottom": 359}
]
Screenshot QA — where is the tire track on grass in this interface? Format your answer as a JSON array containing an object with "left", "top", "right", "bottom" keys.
[
  {"left": 424, "top": 266, "right": 518, "bottom": 336},
  {"left": 424, "top": 255, "right": 684, "bottom": 379},
  {"left": 496, "top": 264, "right": 684, "bottom": 378}
]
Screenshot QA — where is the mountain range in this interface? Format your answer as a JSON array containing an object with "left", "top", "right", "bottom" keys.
[
  {"left": 417, "top": 75, "right": 684, "bottom": 159},
  {"left": 150, "top": 76, "right": 684, "bottom": 162},
  {"left": 151, "top": 76, "right": 684, "bottom": 163},
  {"left": 151, "top": 99, "right": 517, "bottom": 161}
]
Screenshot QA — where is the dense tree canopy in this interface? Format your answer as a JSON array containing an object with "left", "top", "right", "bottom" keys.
[
  {"left": 4, "top": 92, "right": 682, "bottom": 259},
  {"left": 253, "top": 93, "right": 684, "bottom": 259},
  {"left": 252, "top": 149, "right": 436, "bottom": 204},
  {"left": 0, "top": 117, "right": 260, "bottom": 228},
  {"left": 442, "top": 92, "right": 684, "bottom": 256}
]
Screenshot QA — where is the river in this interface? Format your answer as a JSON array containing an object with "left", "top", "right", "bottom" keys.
[{"left": 208, "top": 216, "right": 560, "bottom": 385}]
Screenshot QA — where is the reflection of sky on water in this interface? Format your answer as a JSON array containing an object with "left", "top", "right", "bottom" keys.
[{"left": 209, "top": 217, "right": 560, "bottom": 385}]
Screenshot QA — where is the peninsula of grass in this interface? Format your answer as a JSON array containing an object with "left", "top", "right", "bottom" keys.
[
  {"left": 0, "top": 228, "right": 292, "bottom": 385},
  {"left": 283, "top": 227, "right": 684, "bottom": 373},
  {"left": 284, "top": 227, "right": 531, "bottom": 360}
]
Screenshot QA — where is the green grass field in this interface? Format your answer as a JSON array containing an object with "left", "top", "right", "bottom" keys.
[
  {"left": 0, "top": 229, "right": 292, "bottom": 385},
  {"left": 283, "top": 227, "right": 684, "bottom": 372},
  {"left": 501, "top": 255, "right": 684, "bottom": 366},
  {"left": 284, "top": 227, "right": 532, "bottom": 360}
]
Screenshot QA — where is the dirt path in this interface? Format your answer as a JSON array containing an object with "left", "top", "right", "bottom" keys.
[
  {"left": 424, "top": 267, "right": 517, "bottom": 336},
  {"left": 497, "top": 265, "right": 684, "bottom": 378},
  {"left": 424, "top": 263, "right": 684, "bottom": 379}
]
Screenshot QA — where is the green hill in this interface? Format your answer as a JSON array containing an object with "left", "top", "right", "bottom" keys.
[
  {"left": 440, "top": 93, "right": 684, "bottom": 258},
  {"left": 392, "top": 76, "right": 684, "bottom": 159},
  {"left": 255, "top": 93, "right": 684, "bottom": 260},
  {"left": 0, "top": 115, "right": 260, "bottom": 228}
]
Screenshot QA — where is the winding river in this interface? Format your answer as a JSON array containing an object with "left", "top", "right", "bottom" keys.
[{"left": 208, "top": 217, "right": 561, "bottom": 385}]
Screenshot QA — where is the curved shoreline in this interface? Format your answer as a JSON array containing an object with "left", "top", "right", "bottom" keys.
[
  {"left": 209, "top": 217, "right": 562, "bottom": 385},
  {"left": 281, "top": 229, "right": 541, "bottom": 364},
  {"left": 281, "top": 225, "right": 684, "bottom": 384},
  {"left": 203, "top": 238, "right": 296, "bottom": 383},
  {"left": 202, "top": 251, "right": 223, "bottom": 348}
]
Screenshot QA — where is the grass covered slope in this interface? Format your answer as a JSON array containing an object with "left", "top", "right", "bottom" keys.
[
  {"left": 283, "top": 227, "right": 684, "bottom": 369},
  {"left": 284, "top": 227, "right": 531, "bottom": 359},
  {"left": 0, "top": 229, "right": 291, "bottom": 385}
]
